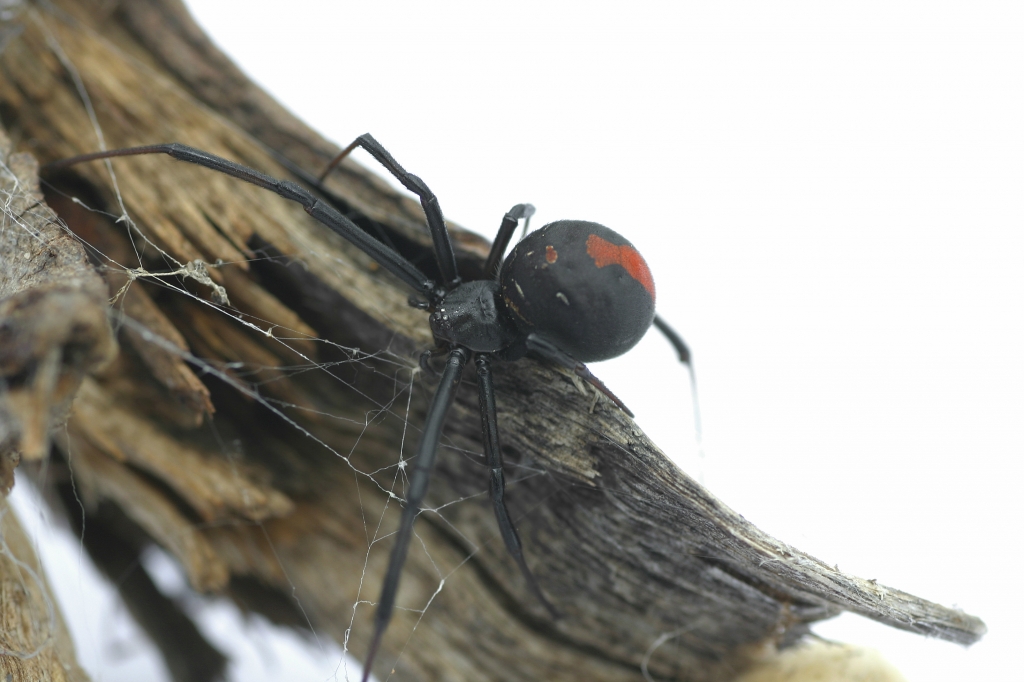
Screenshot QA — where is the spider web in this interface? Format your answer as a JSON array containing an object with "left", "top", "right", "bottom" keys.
[
  {"left": 8, "top": 187, "right": 596, "bottom": 682},
  {"left": 6, "top": 4, "right": 915, "bottom": 682},
  {"left": 4, "top": 3, "right": 1006, "bottom": 681},
  {"left": 1, "top": 9, "right": 614, "bottom": 681},
  {"left": 4, "top": 168, "right": 368, "bottom": 682},
  {"left": 6, "top": 151, "right": 507, "bottom": 682}
]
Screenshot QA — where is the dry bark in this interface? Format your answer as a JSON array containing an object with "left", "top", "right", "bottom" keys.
[
  {"left": 0, "top": 86, "right": 103, "bottom": 682},
  {"left": 0, "top": 496, "right": 90, "bottom": 682},
  {"left": 0, "top": 1, "right": 985, "bottom": 681}
]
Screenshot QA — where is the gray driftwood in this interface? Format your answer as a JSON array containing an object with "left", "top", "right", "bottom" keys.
[{"left": 0, "top": 1, "right": 985, "bottom": 681}]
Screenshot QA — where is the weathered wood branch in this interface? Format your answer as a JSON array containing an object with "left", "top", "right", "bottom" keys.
[
  {"left": 0, "top": 128, "right": 97, "bottom": 682},
  {"left": 0, "top": 496, "right": 90, "bottom": 682},
  {"left": 0, "top": 1, "right": 985, "bottom": 680}
]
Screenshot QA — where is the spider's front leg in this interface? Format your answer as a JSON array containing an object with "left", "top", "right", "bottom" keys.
[
  {"left": 318, "top": 133, "right": 460, "bottom": 289},
  {"left": 43, "top": 144, "right": 440, "bottom": 300},
  {"left": 524, "top": 334, "right": 634, "bottom": 417}
]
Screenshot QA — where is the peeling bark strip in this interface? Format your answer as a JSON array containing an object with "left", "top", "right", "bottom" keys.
[
  {"left": 0, "top": 126, "right": 98, "bottom": 682},
  {"left": 0, "top": 2, "right": 984, "bottom": 681},
  {"left": 0, "top": 125, "right": 117, "bottom": 492},
  {"left": 0, "top": 497, "right": 91, "bottom": 682}
]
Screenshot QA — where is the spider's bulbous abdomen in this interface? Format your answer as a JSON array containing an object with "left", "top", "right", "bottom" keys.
[
  {"left": 500, "top": 220, "right": 656, "bottom": 362},
  {"left": 430, "top": 280, "right": 520, "bottom": 353}
]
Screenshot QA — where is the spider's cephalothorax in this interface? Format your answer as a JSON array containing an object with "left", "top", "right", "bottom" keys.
[
  {"left": 429, "top": 279, "right": 520, "bottom": 354},
  {"left": 46, "top": 134, "right": 693, "bottom": 682}
]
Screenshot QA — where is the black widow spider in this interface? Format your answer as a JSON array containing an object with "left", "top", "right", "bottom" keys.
[{"left": 47, "top": 134, "right": 696, "bottom": 680}]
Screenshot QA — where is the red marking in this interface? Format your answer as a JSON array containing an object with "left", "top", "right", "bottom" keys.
[
  {"left": 586, "top": 234, "right": 656, "bottom": 301},
  {"left": 545, "top": 245, "right": 558, "bottom": 264}
]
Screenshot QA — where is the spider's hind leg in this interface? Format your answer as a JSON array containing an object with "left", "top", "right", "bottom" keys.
[
  {"left": 653, "top": 315, "right": 703, "bottom": 448},
  {"left": 524, "top": 334, "right": 634, "bottom": 417}
]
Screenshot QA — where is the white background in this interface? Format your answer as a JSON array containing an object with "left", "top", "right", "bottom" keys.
[{"left": 12, "top": 1, "right": 1022, "bottom": 681}]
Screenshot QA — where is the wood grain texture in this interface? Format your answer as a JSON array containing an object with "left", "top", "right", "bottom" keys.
[
  {"left": 0, "top": 497, "right": 90, "bottom": 682},
  {"left": 0, "top": 127, "right": 98, "bottom": 682},
  {"left": 0, "top": 1, "right": 985, "bottom": 681}
]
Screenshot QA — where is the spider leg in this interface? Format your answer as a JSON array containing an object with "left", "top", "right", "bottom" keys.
[
  {"left": 653, "top": 315, "right": 691, "bottom": 365},
  {"left": 267, "top": 151, "right": 405, "bottom": 256},
  {"left": 484, "top": 204, "right": 535, "bottom": 279},
  {"left": 319, "top": 133, "right": 460, "bottom": 289},
  {"left": 44, "top": 144, "right": 439, "bottom": 300},
  {"left": 524, "top": 333, "right": 634, "bottom": 417},
  {"left": 475, "top": 354, "right": 560, "bottom": 618},
  {"left": 317, "top": 136, "right": 362, "bottom": 182},
  {"left": 362, "top": 347, "right": 469, "bottom": 682},
  {"left": 653, "top": 315, "right": 703, "bottom": 445}
]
